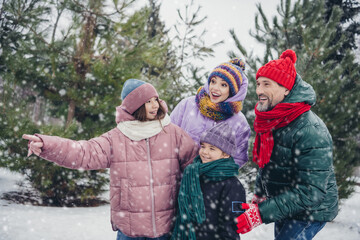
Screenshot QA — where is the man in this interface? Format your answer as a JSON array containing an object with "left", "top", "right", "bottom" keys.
[{"left": 236, "top": 49, "right": 338, "bottom": 240}]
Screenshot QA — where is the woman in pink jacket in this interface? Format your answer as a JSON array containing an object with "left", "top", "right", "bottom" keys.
[{"left": 23, "top": 79, "right": 198, "bottom": 240}]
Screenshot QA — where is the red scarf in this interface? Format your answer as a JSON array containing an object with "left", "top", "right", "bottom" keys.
[{"left": 252, "top": 102, "right": 311, "bottom": 168}]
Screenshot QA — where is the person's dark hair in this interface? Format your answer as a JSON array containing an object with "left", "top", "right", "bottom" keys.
[{"left": 133, "top": 98, "right": 166, "bottom": 122}]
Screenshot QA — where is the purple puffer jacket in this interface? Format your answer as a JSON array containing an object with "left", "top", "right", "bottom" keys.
[
  {"left": 36, "top": 107, "right": 198, "bottom": 238},
  {"left": 170, "top": 80, "right": 251, "bottom": 168}
]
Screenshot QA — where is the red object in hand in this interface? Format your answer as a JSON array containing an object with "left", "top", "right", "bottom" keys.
[{"left": 236, "top": 203, "right": 263, "bottom": 234}]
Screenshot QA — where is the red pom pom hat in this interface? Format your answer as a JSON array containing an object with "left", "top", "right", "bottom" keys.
[{"left": 256, "top": 49, "right": 297, "bottom": 90}]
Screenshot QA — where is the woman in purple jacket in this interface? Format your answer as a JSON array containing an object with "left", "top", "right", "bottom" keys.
[{"left": 170, "top": 59, "right": 251, "bottom": 168}]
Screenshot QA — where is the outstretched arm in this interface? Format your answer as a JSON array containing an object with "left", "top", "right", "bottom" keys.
[
  {"left": 22, "top": 132, "right": 112, "bottom": 170},
  {"left": 22, "top": 134, "right": 43, "bottom": 157}
]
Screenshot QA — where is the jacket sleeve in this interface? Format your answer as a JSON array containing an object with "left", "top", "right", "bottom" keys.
[
  {"left": 170, "top": 98, "right": 187, "bottom": 127},
  {"left": 254, "top": 170, "right": 266, "bottom": 198},
  {"left": 175, "top": 126, "right": 199, "bottom": 171},
  {"left": 36, "top": 131, "right": 112, "bottom": 170},
  {"left": 258, "top": 125, "right": 334, "bottom": 223},
  {"left": 219, "top": 178, "right": 246, "bottom": 240},
  {"left": 233, "top": 118, "right": 251, "bottom": 168}
]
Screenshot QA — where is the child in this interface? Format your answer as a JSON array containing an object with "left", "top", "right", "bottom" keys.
[
  {"left": 171, "top": 122, "right": 246, "bottom": 240},
  {"left": 22, "top": 79, "right": 198, "bottom": 240},
  {"left": 170, "top": 59, "right": 251, "bottom": 168}
]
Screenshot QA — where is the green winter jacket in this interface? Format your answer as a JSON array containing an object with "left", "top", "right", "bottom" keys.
[{"left": 255, "top": 75, "right": 339, "bottom": 224}]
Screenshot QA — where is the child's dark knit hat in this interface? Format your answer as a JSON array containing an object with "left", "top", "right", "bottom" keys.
[
  {"left": 120, "top": 79, "right": 158, "bottom": 114},
  {"left": 207, "top": 58, "right": 246, "bottom": 97},
  {"left": 200, "top": 122, "right": 236, "bottom": 156}
]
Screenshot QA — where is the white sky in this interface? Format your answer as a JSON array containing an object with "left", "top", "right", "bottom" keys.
[
  {"left": 58, "top": 0, "right": 293, "bottom": 72},
  {"left": 159, "top": 0, "right": 281, "bottom": 70}
]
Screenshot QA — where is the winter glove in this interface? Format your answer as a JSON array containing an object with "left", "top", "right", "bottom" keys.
[
  {"left": 251, "top": 194, "right": 267, "bottom": 204},
  {"left": 236, "top": 203, "right": 263, "bottom": 234}
]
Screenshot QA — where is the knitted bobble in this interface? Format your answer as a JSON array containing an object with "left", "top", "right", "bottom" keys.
[
  {"left": 230, "top": 58, "right": 246, "bottom": 72},
  {"left": 280, "top": 49, "right": 297, "bottom": 64}
]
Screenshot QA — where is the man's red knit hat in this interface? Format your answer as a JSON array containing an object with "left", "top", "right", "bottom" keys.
[{"left": 256, "top": 49, "right": 297, "bottom": 90}]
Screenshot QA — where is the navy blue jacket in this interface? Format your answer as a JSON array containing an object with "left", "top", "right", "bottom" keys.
[{"left": 193, "top": 176, "right": 246, "bottom": 240}]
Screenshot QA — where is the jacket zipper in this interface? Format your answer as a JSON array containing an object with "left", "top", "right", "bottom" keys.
[
  {"left": 259, "top": 169, "right": 270, "bottom": 198},
  {"left": 146, "top": 138, "right": 157, "bottom": 236}
]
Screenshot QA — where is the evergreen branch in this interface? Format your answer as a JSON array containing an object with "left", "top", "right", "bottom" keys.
[
  {"left": 282, "top": 0, "right": 291, "bottom": 47},
  {"left": 0, "top": 0, "right": 5, "bottom": 20},
  {"left": 256, "top": 3, "right": 271, "bottom": 33},
  {"left": 26, "top": 24, "right": 71, "bottom": 60},
  {"left": 51, "top": 1, "right": 66, "bottom": 44},
  {"left": 229, "top": 29, "right": 248, "bottom": 57}
]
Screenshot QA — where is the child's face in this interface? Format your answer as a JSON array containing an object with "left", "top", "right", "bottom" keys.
[
  {"left": 145, "top": 96, "right": 160, "bottom": 120},
  {"left": 209, "top": 76, "right": 230, "bottom": 103},
  {"left": 199, "top": 142, "right": 230, "bottom": 163}
]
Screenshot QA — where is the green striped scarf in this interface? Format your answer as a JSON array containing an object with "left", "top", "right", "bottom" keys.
[{"left": 171, "top": 155, "right": 239, "bottom": 240}]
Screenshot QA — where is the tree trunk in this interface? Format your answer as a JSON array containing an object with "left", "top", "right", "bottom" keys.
[
  {"left": 66, "top": 12, "right": 96, "bottom": 128},
  {"left": 66, "top": 99, "right": 76, "bottom": 128}
]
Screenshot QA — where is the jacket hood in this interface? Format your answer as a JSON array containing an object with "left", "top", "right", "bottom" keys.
[
  {"left": 282, "top": 74, "right": 316, "bottom": 106},
  {"left": 115, "top": 99, "right": 168, "bottom": 124},
  {"left": 203, "top": 73, "right": 248, "bottom": 103}
]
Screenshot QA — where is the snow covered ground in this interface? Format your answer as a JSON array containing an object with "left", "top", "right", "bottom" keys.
[{"left": 1, "top": 168, "right": 359, "bottom": 240}]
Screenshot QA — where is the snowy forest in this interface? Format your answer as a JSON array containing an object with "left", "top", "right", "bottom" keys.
[{"left": 0, "top": 0, "right": 360, "bottom": 239}]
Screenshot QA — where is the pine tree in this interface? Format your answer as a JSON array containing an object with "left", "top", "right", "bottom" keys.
[
  {"left": 0, "top": 0, "right": 184, "bottom": 206},
  {"left": 325, "top": 0, "right": 360, "bottom": 62},
  {"left": 166, "top": 0, "right": 223, "bottom": 109},
  {"left": 130, "top": 0, "right": 181, "bottom": 108},
  {"left": 229, "top": 0, "right": 360, "bottom": 200}
]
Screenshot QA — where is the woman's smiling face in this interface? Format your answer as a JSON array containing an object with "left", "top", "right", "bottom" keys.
[{"left": 208, "top": 76, "right": 230, "bottom": 103}]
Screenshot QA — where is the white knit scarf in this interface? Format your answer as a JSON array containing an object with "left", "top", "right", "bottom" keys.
[{"left": 117, "top": 114, "right": 171, "bottom": 141}]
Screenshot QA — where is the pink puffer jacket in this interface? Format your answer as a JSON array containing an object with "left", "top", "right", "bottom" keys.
[{"left": 36, "top": 107, "right": 198, "bottom": 238}]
